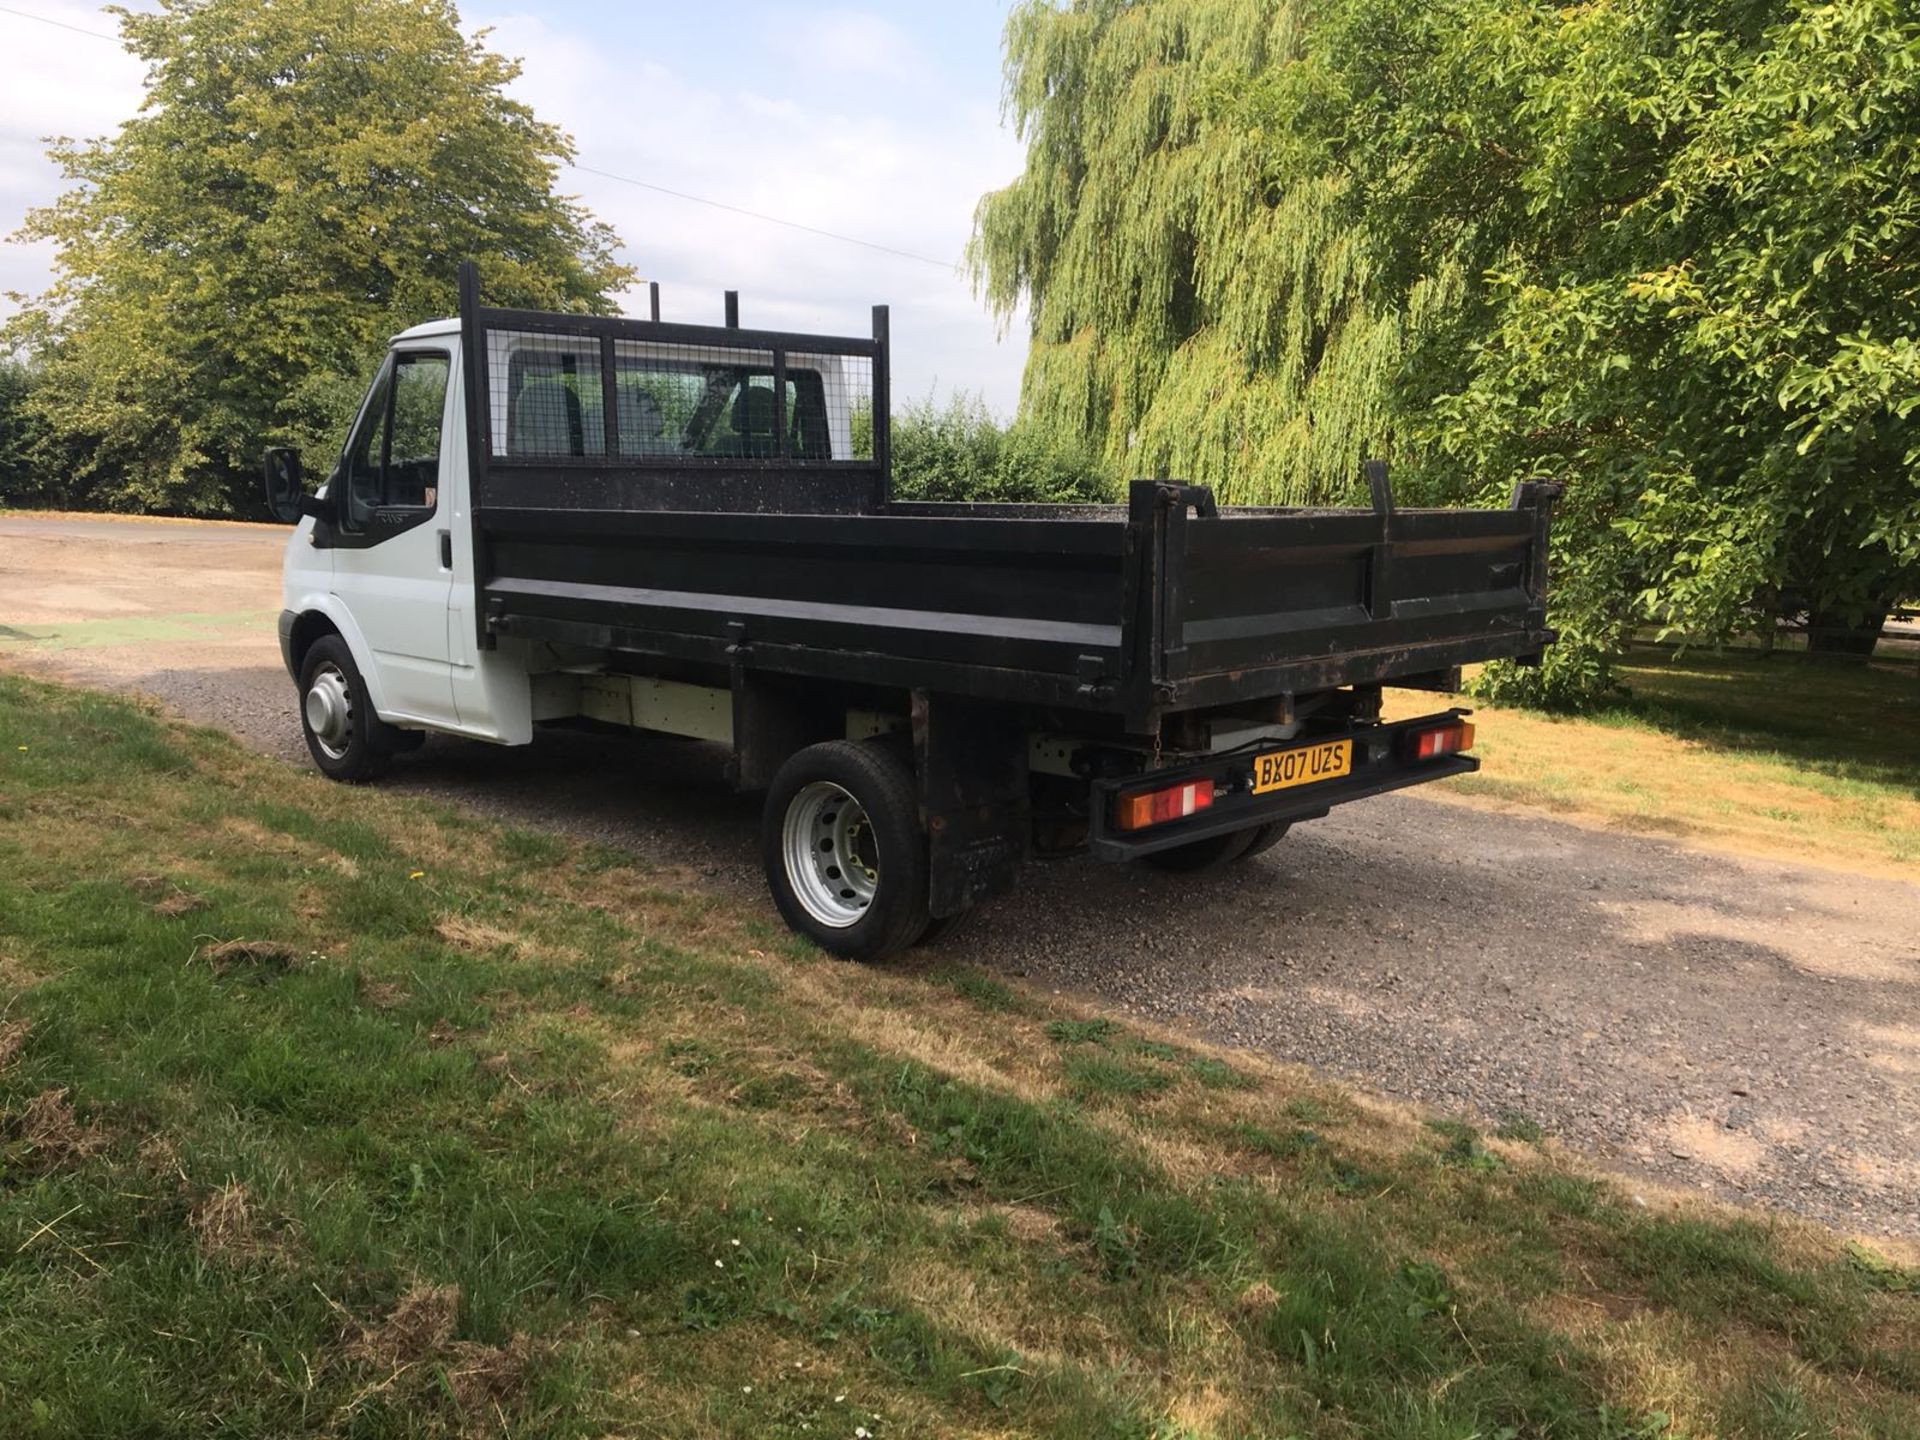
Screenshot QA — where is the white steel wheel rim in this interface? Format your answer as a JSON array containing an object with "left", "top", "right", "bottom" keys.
[
  {"left": 304, "top": 662, "right": 355, "bottom": 761},
  {"left": 782, "top": 781, "right": 880, "bottom": 929}
]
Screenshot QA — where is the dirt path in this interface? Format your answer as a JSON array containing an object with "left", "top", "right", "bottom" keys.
[{"left": 3, "top": 511, "right": 1916, "bottom": 1236}]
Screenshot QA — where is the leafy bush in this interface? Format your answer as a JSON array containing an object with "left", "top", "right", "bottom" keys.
[
  {"left": 0, "top": 362, "right": 33, "bottom": 497},
  {"left": 0, "top": 359, "right": 57, "bottom": 509},
  {"left": 1466, "top": 470, "right": 1639, "bottom": 708},
  {"left": 890, "top": 392, "right": 1112, "bottom": 505}
]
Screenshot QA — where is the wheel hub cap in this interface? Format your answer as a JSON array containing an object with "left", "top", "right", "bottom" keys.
[
  {"left": 782, "top": 781, "right": 880, "bottom": 929},
  {"left": 304, "top": 665, "right": 353, "bottom": 759}
]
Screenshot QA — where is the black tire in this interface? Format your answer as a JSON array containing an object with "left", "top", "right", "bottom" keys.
[
  {"left": 762, "top": 740, "right": 930, "bottom": 962},
  {"left": 297, "top": 635, "right": 396, "bottom": 783},
  {"left": 1142, "top": 827, "right": 1260, "bottom": 874},
  {"left": 1236, "top": 821, "right": 1291, "bottom": 861}
]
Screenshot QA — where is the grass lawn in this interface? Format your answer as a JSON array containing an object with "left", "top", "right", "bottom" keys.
[
  {"left": 1392, "top": 645, "right": 1920, "bottom": 875},
  {"left": 1, "top": 671, "right": 1916, "bottom": 1438}
]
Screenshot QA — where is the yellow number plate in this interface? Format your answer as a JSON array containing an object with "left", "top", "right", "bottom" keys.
[{"left": 1251, "top": 739, "right": 1352, "bottom": 794}]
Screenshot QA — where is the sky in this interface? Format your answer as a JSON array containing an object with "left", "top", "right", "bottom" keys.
[{"left": 0, "top": 0, "right": 1035, "bottom": 414}]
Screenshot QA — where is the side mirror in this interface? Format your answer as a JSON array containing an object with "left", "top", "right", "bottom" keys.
[{"left": 263, "top": 447, "right": 304, "bottom": 523}]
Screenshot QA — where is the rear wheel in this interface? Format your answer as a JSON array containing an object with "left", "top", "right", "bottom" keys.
[
  {"left": 1236, "top": 821, "right": 1291, "bottom": 861},
  {"left": 298, "top": 635, "right": 396, "bottom": 783},
  {"left": 762, "top": 740, "right": 930, "bottom": 962},
  {"left": 1142, "top": 827, "right": 1259, "bottom": 874}
]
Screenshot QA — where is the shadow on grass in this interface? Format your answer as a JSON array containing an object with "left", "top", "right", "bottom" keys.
[{"left": 1599, "top": 644, "right": 1920, "bottom": 790}]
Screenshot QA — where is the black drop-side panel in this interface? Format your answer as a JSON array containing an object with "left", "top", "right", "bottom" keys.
[
  {"left": 455, "top": 265, "right": 1557, "bottom": 732},
  {"left": 477, "top": 504, "right": 1133, "bottom": 708}
]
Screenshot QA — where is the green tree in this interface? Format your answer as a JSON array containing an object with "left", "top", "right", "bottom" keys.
[
  {"left": 1415, "top": 0, "right": 1920, "bottom": 681},
  {"left": 976, "top": 0, "right": 1920, "bottom": 699},
  {"left": 7, "top": 0, "right": 631, "bottom": 514}
]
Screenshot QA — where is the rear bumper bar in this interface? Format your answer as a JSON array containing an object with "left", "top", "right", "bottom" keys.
[{"left": 1086, "top": 710, "right": 1477, "bottom": 861}]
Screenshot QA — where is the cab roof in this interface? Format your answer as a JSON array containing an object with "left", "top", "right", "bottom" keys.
[{"left": 392, "top": 317, "right": 460, "bottom": 342}]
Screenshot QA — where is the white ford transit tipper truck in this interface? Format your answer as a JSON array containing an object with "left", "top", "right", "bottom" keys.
[{"left": 269, "top": 263, "right": 1556, "bottom": 959}]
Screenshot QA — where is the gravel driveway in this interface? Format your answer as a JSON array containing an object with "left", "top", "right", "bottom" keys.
[{"left": 4, "top": 511, "right": 1916, "bottom": 1236}]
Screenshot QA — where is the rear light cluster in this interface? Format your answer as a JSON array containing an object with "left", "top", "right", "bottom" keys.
[
  {"left": 1115, "top": 778, "right": 1214, "bottom": 832},
  {"left": 1409, "top": 720, "right": 1475, "bottom": 760},
  {"left": 1113, "top": 716, "right": 1472, "bottom": 833}
]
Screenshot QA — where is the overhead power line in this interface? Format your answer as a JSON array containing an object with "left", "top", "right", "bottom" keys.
[
  {"left": 0, "top": 2, "right": 964, "bottom": 273},
  {"left": 0, "top": 3, "right": 116, "bottom": 41},
  {"left": 568, "top": 164, "right": 956, "bottom": 272}
]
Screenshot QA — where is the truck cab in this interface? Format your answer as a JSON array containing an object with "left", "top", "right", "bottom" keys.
[
  {"left": 269, "top": 263, "right": 1555, "bottom": 961},
  {"left": 278, "top": 314, "right": 878, "bottom": 754}
]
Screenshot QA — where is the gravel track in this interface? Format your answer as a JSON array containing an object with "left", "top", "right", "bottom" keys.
[{"left": 4, "top": 511, "right": 1916, "bottom": 1236}]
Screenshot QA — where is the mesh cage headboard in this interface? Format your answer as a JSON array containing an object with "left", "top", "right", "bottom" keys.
[{"left": 456, "top": 261, "right": 890, "bottom": 518}]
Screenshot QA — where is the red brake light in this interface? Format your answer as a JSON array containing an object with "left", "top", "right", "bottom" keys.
[
  {"left": 1410, "top": 720, "right": 1476, "bottom": 760},
  {"left": 1115, "top": 777, "right": 1215, "bottom": 831}
]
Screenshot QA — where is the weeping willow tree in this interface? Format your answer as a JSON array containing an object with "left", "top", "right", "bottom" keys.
[
  {"left": 971, "top": 0, "right": 1455, "bottom": 506},
  {"left": 978, "top": 0, "right": 1920, "bottom": 702}
]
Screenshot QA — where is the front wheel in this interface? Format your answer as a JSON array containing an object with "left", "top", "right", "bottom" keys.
[
  {"left": 298, "top": 635, "right": 395, "bottom": 783},
  {"left": 762, "top": 740, "right": 930, "bottom": 962}
]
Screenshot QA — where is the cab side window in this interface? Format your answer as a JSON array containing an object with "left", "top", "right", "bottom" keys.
[
  {"left": 342, "top": 351, "right": 451, "bottom": 528},
  {"left": 388, "top": 353, "right": 451, "bottom": 505},
  {"left": 343, "top": 361, "right": 393, "bottom": 528}
]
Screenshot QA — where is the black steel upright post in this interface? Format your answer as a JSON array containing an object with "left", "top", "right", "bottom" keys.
[
  {"left": 772, "top": 348, "right": 788, "bottom": 459},
  {"left": 870, "top": 304, "right": 890, "bottom": 500},
  {"left": 1364, "top": 458, "right": 1395, "bottom": 621},
  {"left": 457, "top": 260, "right": 494, "bottom": 648},
  {"left": 599, "top": 334, "right": 619, "bottom": 458}
]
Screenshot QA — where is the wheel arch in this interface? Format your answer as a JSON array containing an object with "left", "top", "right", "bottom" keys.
[
  {"left": 284, "top": 596, "right": 391, "bottom": 714},
  {"left": 286, "top": 610, "right": 340, "bottom": 678}
]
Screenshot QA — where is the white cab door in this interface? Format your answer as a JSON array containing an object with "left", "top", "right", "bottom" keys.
[{"left": 327, "top": 347, "right": 459, "bottom": 727}]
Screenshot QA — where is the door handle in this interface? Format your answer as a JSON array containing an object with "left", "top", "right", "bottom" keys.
[{"left": 438, "top": 529, "right": 452, "bottom": 569}]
